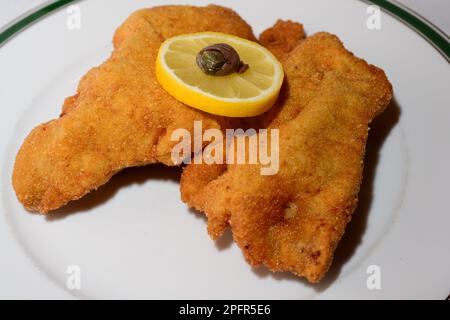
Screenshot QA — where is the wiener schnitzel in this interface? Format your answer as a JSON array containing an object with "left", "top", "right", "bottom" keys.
[
  {"left": 12, "top": 3, "right": 394, "bottom": 284},
  {"left": 12, "top": 5, "right": 300, "bottom": 213},
  {"left": 181, "top": 32, "right": 393, "bottom": 283}
]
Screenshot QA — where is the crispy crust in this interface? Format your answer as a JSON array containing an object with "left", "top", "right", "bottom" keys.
[
  {"left": 259, "top": 20, "right": 305, "bottom": 61},
  {"left": 12, "top": 5, "right": 258, "bottom": 213},
  {"left": 181, "top": 32, "right": 393, "bottom": 282}
]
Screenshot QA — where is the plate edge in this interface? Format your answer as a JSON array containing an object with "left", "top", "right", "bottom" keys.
[
  {"left": 0, "top": 0, "right": 80, "bottom": 48},
  {"left": 363, "top": 0, "right": 450, "bottom": 61},
  {"left": 0, "top": 0, "right": 448, "bottom": 61}
]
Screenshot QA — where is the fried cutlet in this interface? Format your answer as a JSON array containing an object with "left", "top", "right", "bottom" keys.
[
  {"left": 12, "top": 4, "right": 305, "bottom": 213},
  {"left": 12, "top": 5, "right": 260, "bottom": 213},
  {"left": 181, "top": 32, "right": 393, "bottom": 283}
]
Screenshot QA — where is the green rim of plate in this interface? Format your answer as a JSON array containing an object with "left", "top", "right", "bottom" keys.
[
  {"left": 0, "top": 0, "right": 77, "bottom": 45},
  {"left": 366, "top": 0, "right": 449, "bottom": 60},
  {"left": 0, "top": 0, "right": 448, "bottom": 59}
]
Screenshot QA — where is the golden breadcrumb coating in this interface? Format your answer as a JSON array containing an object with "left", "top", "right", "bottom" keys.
[
  {"left": 259, "top": 20, "right": 305, "bottom": 61},
  {"left": 181, "top": 32, "right": 393, "bottom": 283},
  {"left": 12, "top": 5, "right": 258, "bottom": 213}
]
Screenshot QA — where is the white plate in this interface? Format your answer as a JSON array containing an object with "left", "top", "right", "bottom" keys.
[{"left": 0, "top": 0, "right": 449, "bottom": 299}]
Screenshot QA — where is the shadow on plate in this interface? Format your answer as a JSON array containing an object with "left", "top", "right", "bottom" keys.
[{"left": 46, "top": 164, "right": 182, "bottom": 221}]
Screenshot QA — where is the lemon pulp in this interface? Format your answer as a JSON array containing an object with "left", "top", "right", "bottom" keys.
[{"left": 156, "top": 32, "right": 284, "bottom": 117}]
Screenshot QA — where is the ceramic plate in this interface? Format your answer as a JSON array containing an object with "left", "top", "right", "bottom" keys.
[{"left": 0, "top": 0, "right": 449, "bottom": 299}]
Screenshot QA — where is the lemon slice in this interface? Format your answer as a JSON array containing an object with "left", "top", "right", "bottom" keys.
[{"left": 156, "top": 32, "right": 284, "bottom": 117}]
